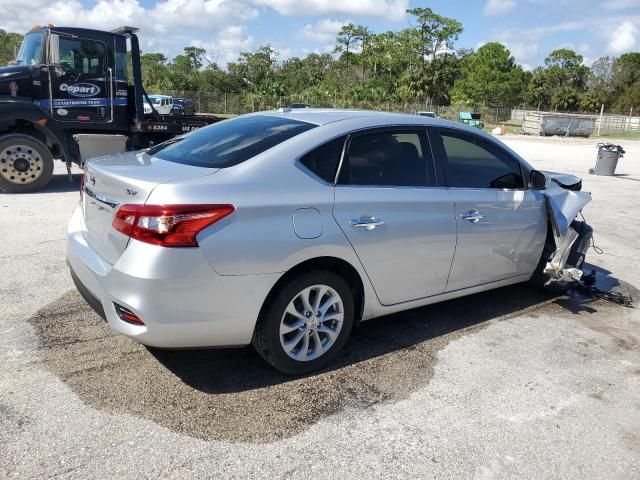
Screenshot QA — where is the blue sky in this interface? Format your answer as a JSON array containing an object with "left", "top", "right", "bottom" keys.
[{"left": 2, "top": 0, "right": 639, "bottom": 68}]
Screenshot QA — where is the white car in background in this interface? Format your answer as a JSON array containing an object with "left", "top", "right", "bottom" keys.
[{"left": 143, "top": 94, "right": 174, "bottom": 115}]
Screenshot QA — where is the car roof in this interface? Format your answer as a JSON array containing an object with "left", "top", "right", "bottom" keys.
[{"left": 254, "top": 108, "right": 448, "bottom": 127}]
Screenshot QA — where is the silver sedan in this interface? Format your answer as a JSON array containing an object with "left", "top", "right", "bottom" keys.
[{"left": 67, "top": 109, "right": 591, "bottom": 374}]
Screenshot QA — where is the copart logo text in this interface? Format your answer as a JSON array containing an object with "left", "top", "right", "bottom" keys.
[{"left": 60, "top": 83, "right": 101, "bottom": 97}]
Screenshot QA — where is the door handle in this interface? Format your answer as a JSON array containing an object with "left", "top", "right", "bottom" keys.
[
  {"left": 461, "top": 210, "right": 485, "bottom": 223},
  {"left": 350, "top": 217, "right": 385, "bottom": 230}
]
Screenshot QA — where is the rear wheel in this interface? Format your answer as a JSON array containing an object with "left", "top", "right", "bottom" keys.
[
  {"left": 0, "top": 134, "right": 54, "bottom": 193},
  {"left": 253, "top": 270, "right": 354, "bottom": 375}
]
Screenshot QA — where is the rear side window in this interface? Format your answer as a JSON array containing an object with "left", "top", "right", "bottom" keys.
[
  {"left": 151, "top": 115, "right": 316, "bottom": 168},
  {"left": 435, "top": 129, "right": 524, "bottom": 189},
  {"left": 337, "top": 129, "right": 435, "bottom": 187},
  {"left": 299, "top": 136, "right": 346, "bottom": 183}
]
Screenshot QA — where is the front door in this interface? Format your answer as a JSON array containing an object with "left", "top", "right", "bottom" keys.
[
  {"left": 48, "top": 35, "right": 111, "bottom": 123},
  {"left": 333, "top": 127, "right": 457, "bottom": 306},
  {"left": 430, "top": 127, "right": 547, "bottom": 292}
]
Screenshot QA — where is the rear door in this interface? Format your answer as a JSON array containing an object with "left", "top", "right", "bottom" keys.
[
  {"left": 430, "top": 127, "right": 547, "bottom": 292},
  {"left": 49, "top": 35, "right": 112, "bottom": 122},
  {"left": 332, "top": 127, "right": 456, "bottom": 306}
]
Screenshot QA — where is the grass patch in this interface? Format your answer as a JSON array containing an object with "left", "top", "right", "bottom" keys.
[
  {"left": 483, "top": 119, "right": 523, "bottom": 135},
  {"left": 595, "top": 130, "right": 640, "bottom": 140}
]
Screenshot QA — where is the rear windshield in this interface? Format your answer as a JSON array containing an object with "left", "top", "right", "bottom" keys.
[{"left": 150, "top": 115, "right": 316, "bottom": 168}]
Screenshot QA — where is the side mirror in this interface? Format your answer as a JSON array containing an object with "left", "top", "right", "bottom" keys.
[
  {"left": 530, "top": 170, "right": 547, "bottom": 190},
  {"left": 49, "top": 34, "right": 60, "bottom": 65}
]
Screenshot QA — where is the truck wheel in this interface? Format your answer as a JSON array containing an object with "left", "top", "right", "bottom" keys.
[{"left": 0, "top": 134, "right": 54, "bottom": 193}]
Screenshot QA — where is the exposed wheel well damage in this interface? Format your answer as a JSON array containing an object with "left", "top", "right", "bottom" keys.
[
  {"left": 541, "top": 182, "right": 593, "bottom": 286},
  {"left": 260, "top": 257, "right": 365, "bottom": 327}
]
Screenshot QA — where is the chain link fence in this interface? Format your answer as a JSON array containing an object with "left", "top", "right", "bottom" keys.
[
  {"left": 163, "top": 90, "right": 513, "bottom": 123},
  {"left": 162, "top": 91, "right": 639, "bottom": 136}
]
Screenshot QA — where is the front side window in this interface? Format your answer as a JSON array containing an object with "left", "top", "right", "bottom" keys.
[
  {"left": 151, "top": 115, "right": 316, "bottom": 168},
  {"left": 299, "top": 136, "right": 346, "bottom": 183},
  {"left": 338, "top": 129, "right": 435, "bottom": 187},
  {"left": 15, "top": 32, "right": 44, "bottom": 66},
  {"left": 58, "top": 38, "right": 105, "bottom": 75},
  {"left": 436, "top": 130, "right": 524, "bottom": 189}
]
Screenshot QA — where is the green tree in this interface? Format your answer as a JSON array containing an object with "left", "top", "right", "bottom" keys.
[
  {"left": 334, "top": 23, "right": 364, "bottom": 67},
  {"left": 611, "top": 53, "right": 640, "bottom": 111},
  {"left": 140, "top": 53, "right": 168, "bottom": 90},
  {"left": 405, "top": 7, "right": 463, "bottom": 102},
  {"left": 527, "top": 49, "right": 588, "bottom": 111},
  {"left": 611, "top": 53, "right": 640, "bottom": 91},
  {"left": 183, "top": 46, "right": 208, "bottom": 70},
  {"left": 0, "top": 29, "right": 24, "bottom": 65},
  {"left": 615, "top": 80, "right": 640, "bottom": 112},
  {"left": 406, "top": 7, "right": 463, "bottom": 71},
  {"left": 451, "top": 42, "right": 524, "bottom": 106}
]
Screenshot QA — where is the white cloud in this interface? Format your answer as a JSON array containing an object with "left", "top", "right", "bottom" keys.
[
  {"left": 602, "top": 0, "right": 640, "bottom": 10},
  {"left": 0, "top": 0, "right": 145, "bottom": 32},
  {"left": 0, "top": 0, "right": 260, "bottom": 65},
  {"left": 251, "top": 0, "right": 408, "bottom": 20},
  {"left": 483, "top": 0, "right": 516, "bottom": 16},
  {"left": 191, "top": 25, "right": 257, "bottom": 65},
  {"left": 149, "top": 0, "right": 258, "bottom": 34},
  {"left": 480, "top": 32, "right": 540, "bottom": 69},
  {"left": 606, "top": 20, "right": 639, "bottom": 54},
  {"left": 298, "top": 18, "right": 346, "bottom": 44}
]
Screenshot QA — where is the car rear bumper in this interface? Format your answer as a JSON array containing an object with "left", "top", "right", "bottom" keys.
[{"left": 66, "top": 205, "right": 280, "bottom": 348}]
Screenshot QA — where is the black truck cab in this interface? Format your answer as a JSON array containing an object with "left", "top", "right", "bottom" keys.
[{"left": 0, "top": 25, "right": 218, "bottom": 192}]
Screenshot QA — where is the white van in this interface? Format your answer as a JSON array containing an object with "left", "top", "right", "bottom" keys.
[{"left": 144, "top": 95, "right": 174, "bottom": 115}]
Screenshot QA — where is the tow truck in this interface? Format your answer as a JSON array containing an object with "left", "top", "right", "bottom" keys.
[{"left": 0, "top": 25, "right": 220, "bottom": 192}]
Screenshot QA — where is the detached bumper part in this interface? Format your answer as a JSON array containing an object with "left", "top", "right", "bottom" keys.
[{"left": 542, "top": 182, "right": 593, "bottom": 286}]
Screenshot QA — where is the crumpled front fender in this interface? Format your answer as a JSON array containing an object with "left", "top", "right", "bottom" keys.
[{"left": 544, "top": 184, "right": 592, "bottom": 237}]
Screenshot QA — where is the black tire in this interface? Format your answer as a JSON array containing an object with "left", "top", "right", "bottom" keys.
[
  {"left": 530, "top": 236, "right": 557, "bottom": 291},
  {"left": 0, "top": 134, "right": 54, "bottom": 193},
  {"left": 253, "top": 270, "right": 355, "bottom": 375}
]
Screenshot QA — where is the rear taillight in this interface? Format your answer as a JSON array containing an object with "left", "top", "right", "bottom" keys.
[{"left": 112, "top": 204, "right": 234, "bottom": 247}]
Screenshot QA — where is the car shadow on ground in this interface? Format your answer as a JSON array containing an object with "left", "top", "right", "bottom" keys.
[
  {"left": 149, "top": 263, "right": 624, "bottom": 394},
  {"left": 31, "top": 262, "right": 633, "bottom": 441},
  {"left": 0, "top": 173, "right": 81, "bottom": 194}
]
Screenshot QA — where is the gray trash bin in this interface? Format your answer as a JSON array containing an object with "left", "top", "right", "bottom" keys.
[{"left": 591, "top": 143, "right": 625, "bottom": 176}]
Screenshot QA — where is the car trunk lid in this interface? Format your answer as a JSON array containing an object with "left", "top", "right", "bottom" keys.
[{"left": 82, "top": 150, "right": 218, "bottom": 264}]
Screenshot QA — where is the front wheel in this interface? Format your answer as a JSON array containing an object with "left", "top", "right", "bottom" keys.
[
  {"left": 0, "top": 134, "right": 54, "bottom": 193},
  {"left": 253, "top": 270, "right": 354, "bottom": 375}
]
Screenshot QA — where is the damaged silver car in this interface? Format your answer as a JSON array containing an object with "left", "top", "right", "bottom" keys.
[{"left": 68, "top": 110, "right": 593, "bottom": 374}]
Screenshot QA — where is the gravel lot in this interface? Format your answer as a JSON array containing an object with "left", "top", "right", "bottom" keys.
[{"left": 1, "top": 134, "right": 639, "bottom": 479}]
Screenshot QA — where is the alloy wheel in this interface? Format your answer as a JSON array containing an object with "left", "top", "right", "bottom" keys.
[{"left": 279, "top": 284, "right": 344, "bottom": 362}]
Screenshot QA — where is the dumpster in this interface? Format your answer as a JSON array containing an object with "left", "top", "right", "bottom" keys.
[
  {"left": 590, "top": 143, "right": 625, "bottom": 176},
  {"left": 458, "top": 112, "right": 484, "bottom": 129}
]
